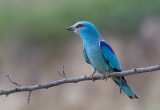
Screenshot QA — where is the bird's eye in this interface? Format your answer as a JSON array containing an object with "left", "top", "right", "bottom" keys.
[{"left": 76, "top": 24, "right": 84, "bottom": 28}]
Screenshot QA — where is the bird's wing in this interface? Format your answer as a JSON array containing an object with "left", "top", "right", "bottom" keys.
[
  {"left": 83, "top": 48, "right": 90, "bottom": 64},
  {"left": 99, "top": 40, "right": 121, "bottom": 71}
]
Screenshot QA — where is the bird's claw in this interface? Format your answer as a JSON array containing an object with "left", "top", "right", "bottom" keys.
[
  {"left": 104, "top": 73, "right": 109, "bottom": 81},
  {"left": 90, "top": 72, "right": 96, "bottom": 81}
]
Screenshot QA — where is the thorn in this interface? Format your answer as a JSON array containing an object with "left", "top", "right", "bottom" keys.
[
  {"left": 62, "top": 66, "right": 66, "bottom": 79},
  {"left": 38, "top": 84, "right": 41, "bottom": 87},
  {"left": 134, "top": 69, "right": 137, "bottom": 72},
  {"left": 62, "top": 66, "right": 64, "bottom": 73},
  {"left": 15, "top": 88, "right": 18, "bottom": 91}
]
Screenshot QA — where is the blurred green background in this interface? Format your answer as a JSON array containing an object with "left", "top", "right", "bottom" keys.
[{"left": 0, "top": 0, "right": 160, "bottom": 110}]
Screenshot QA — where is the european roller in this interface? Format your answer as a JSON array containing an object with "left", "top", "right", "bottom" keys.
[{"left": 66, "top": 21, "right": 138, "bottom": 99}]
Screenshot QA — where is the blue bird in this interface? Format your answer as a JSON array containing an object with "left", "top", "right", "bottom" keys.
[{"left": 66, "top": 21, "right": 138, "bottom": 99}]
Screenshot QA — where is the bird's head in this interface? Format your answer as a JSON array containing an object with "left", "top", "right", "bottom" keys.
[{"left": 66, "top": 21, "right": 101, "bottom": 40}]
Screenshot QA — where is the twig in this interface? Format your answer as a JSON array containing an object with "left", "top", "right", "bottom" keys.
[
  {"left": 58, "top": 66, "right": 67, "bottom": 79},
  {"left": 27, "top": 91, "right": 32, "bottom": 103},
  {"left": 6, "top": 75, "right": 22, "bottom": 87},
  {"left": 0, "top": 64, "right": 159, "bottom": 101}
]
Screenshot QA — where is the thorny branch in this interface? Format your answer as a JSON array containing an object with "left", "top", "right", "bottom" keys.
[{"left": 0, "top": 64, "right": 160, "bottom": 103}]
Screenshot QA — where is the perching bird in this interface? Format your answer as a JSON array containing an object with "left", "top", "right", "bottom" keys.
[{"left": 66, "top": 21, "right": 138, "bottom": 99}]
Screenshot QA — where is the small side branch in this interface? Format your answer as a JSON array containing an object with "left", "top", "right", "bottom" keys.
[
  {"left": 6, "top": 75, "right": 22, "bottom": 87},
  {"left": 27, "top": 91, "right": 32, "bottom": 103},
  {"left": 0, "top": 64, "right": 159, "bottom": 100},
  {"left": 58, "top": 66, "right": 67, "bottom": 79}
]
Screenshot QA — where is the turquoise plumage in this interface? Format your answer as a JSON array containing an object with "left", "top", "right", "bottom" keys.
[
  {"left": 66, "top": 21, "right": 138, "bottom": 99},
  {"left": 100, "top": 40, "right": 121, "bottom": 72}
]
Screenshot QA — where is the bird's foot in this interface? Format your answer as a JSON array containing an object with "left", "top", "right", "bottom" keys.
[
  {"left": 90, "top": 72, "right": 96, "bottom": 81},
  {"left": 104, "top": 73, "right": 109, "bottom": 81}
]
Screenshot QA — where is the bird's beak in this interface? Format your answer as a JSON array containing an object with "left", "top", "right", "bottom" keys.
[{"left": 66, "top": 26, "right": 75, "bottom": 31}]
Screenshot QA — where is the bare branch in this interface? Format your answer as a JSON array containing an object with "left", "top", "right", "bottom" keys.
[
  {"left": 0, "top": 64, "right": 160, "bottom": 99},
  {"left": 109, "top": 64, "right": 160, "bottom": 77}
]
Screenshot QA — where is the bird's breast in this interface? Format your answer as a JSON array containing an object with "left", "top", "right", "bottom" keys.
[{"left": 85, "top": 44, "right": 110, "bottom": 74}]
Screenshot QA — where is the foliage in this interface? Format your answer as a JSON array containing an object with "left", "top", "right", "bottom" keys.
[{"left": 0, "top": 0, "right": 160, "bottom": 42}]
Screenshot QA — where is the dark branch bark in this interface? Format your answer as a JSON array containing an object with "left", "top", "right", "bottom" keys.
[{"left": 0, "top": 64, "right": 160, "bottom": 100}]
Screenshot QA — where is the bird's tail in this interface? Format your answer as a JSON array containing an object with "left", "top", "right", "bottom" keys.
[{"left": 112, "top": 77, "right": 139, "bottom": 99}]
